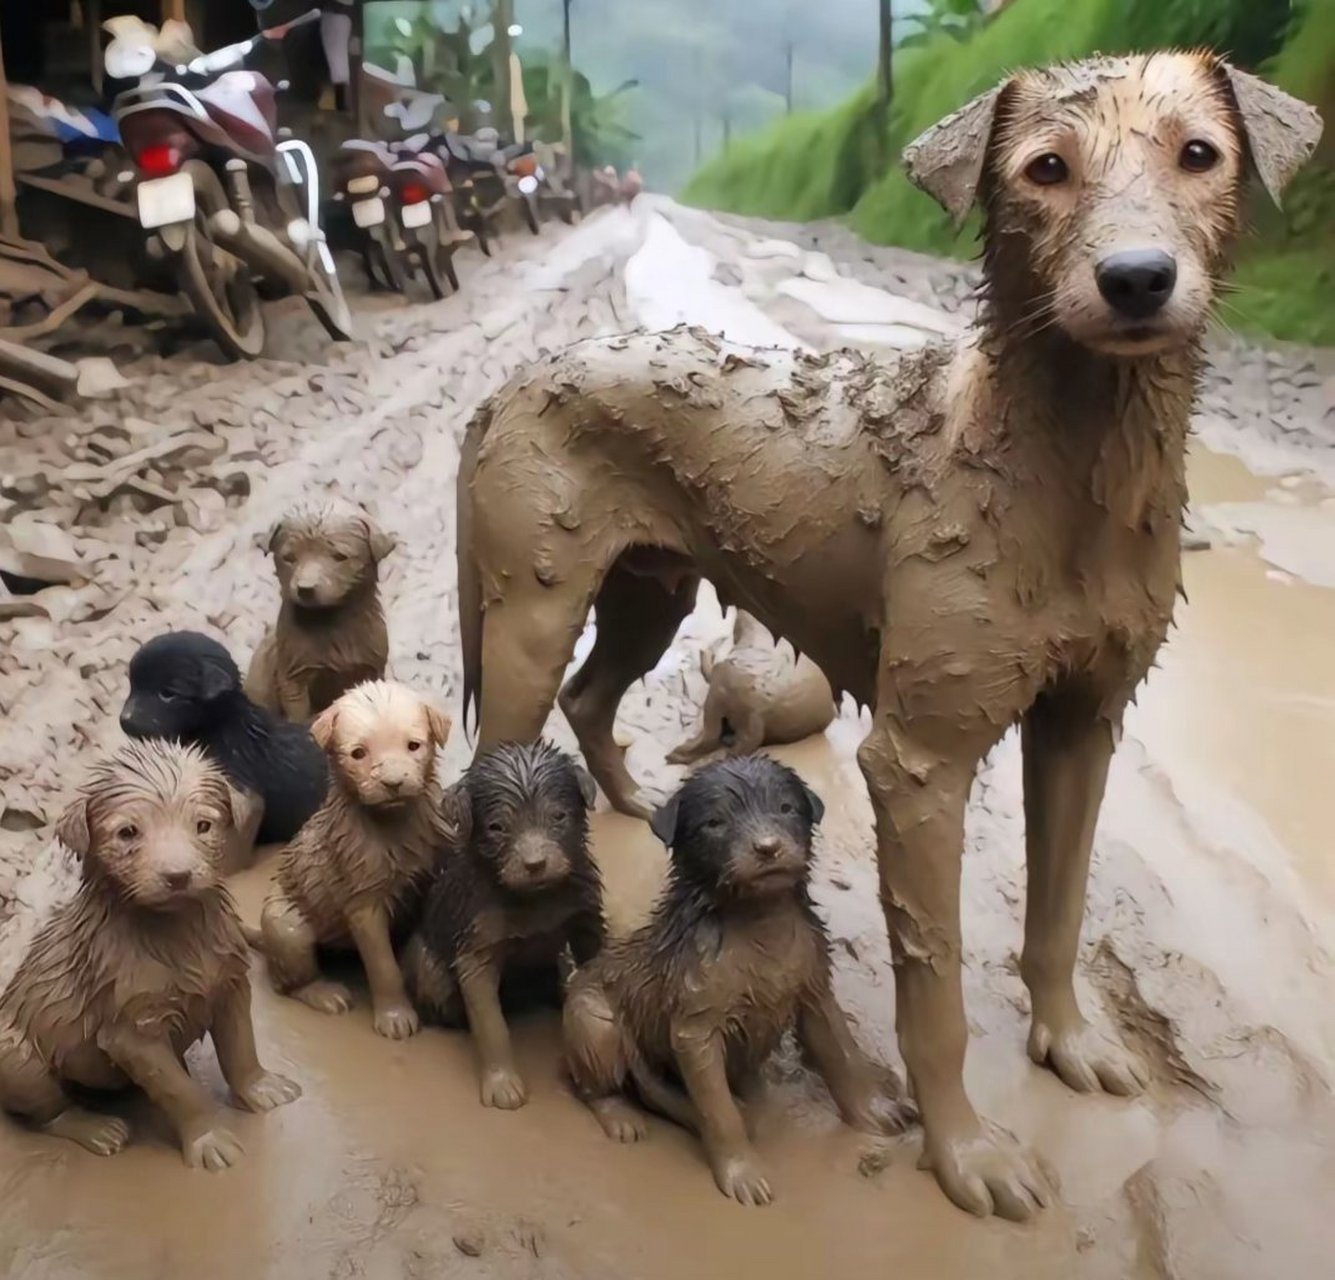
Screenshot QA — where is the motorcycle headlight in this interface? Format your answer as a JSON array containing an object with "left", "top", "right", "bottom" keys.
[{"left": 517, "top": 175, "right": 538, "bottom": 195}]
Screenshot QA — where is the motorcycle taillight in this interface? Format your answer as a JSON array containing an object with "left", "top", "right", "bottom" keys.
[
  {"left": 399, "top": 181, "right": 430, "bottom": 205},
  {"left": 510, "top": 154, "right": 537, "bottom": 178},
  {"left": 136, "top": 143, "right": 183, "bottom": 178}
]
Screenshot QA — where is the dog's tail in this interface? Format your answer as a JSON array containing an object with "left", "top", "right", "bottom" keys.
[{"left": 458, "top": 398, "right": 492, "bottom": 740}]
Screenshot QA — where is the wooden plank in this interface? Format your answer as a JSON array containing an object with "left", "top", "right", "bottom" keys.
[{"left": 0, "top": 21, "right": 21, "bottom": 238}]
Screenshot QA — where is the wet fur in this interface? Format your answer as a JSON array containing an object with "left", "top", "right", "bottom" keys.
[
  {"left": 121, "top": 631, "right": 329, "bottom": 846},
  {"left": 245, "top": 504, "right": 395, "bottom": 722}
]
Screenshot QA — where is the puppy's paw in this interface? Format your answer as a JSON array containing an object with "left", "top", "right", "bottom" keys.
[
  {"left": 183, "top": 1124, "right": 245, "bottom": 1172},
  {"left": 479, "top": 1065, "right": 528, "bottom": 1110},
  {"left": 47, "top": 1107, "right": 131, "bottom": 1157},
  {"left": 293, "top": 980, "right": 353, "bottom": 1016},
  {"left": 233, "top": 1070, "right": 302, "bottom": 1112},
  {"left": 373, "top": 1001, "right": 420, "bottom": 1041},
  {"left": 591, "top": 1096, "right": 648, "bottom": 1143},
  {"left": 712, "top": 1152, "right": 774, "bottom": 1207},
  {"left": 844, "top": 1089, "right": 918, "bottom": 1137},
  {"left": 1029, "top": 1016, "right": 1149, "bottom": 1097}
]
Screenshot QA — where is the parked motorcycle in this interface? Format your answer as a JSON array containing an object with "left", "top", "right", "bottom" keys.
[
  {"left": 389, "top": 138, "right": 473, "bottom": 299},
  {"left": 330, "top": 137, "right": 410, "bottom": 292},
  {"left": 107, "top": 9, "right": 353, "bottom": 360}
]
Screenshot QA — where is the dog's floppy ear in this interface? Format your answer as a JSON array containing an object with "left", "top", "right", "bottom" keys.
[
  {"left": 310, "top": 705, "right": 339, "bottom": 752},
  {"left": 423, "top": 702, "right": 453, "bottom": 748},
  {"left": 802, "top": 784, "right": 826, "bottom": 827},
  {"left": 903, "top": 83, "right": 1005, "bottom": 228},
  {"left": 197, "top": 660, "right": 237, "bottom": 702},
  {"left": 442, "top": 780, "right": 473, "bottom": 847},
  {"left": 573, "top": 766, "right": 599, "bottom": 811},
  {"left": 649, "top": 793, "right": 680, "bottom": 848},
  {"left": 1220, "top": 62, "right": 1323, "bottom": 208},
  {"left": 359, "top": 517, "right": 396, "bottom": 564},
  {"left": 55, "top": 796, "right": 91, "bottom": 857},
  {"left": 258, "top": 518, "right": 288, "bottom": 555}
]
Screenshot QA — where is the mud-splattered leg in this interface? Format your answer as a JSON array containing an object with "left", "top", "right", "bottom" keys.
[
  {"left": 562, "top": 979, "right": 647, "bottom": 1142},
  {"left": 210, "top": 978, "right": 302, "bottom": 1112},
  {"left": 666, "top": 688, "right": 727, "bottom": 765},
  {"left": 1021, "top": 693, "right": 1148, "bottom": 1096},
  {"left": 259, "top": 893, "right": 352, "bottom": 1015},
  {"left": 560, "top": 566, "right": 698, "bottom": 818},
  {"left": 346, "top": 902, "right": 419, "bottom": 1040},
  {"left": 720, "top": 708, "right": 766, "bottom": 758},
  {"left": 402, "top": 935, "right": 463, "bottom": 1025},
  {"left": 0, "top": 1029, "right": 130, "bottom": 1156},
  {"left": 859, "top": 712, "right": 1051, "bottom": 1221},
  {"left": 457, "top": 954, "right": 526, "bottom": 1109}
]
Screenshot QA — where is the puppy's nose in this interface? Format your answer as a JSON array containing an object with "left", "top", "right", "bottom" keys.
[
  {"left": 522, "top": 851, "right": 549, "bottom": 875},
  {"left": 1095, "top": 249, "right": 1177, "bottom": 319},
  {"left": 383, "top": 777, "right": 403, "bottom": 795},
  {"left": 163, "top": 870, "right": 192, "bottom": 892},
  {"left": 295, "top": 583, "right": 317, "bottom": 602},
  {"left": 753, "top": 835, "right": 781, "bottom": 861}
]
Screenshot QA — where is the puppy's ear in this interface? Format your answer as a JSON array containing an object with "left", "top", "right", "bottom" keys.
[
  {"left": 55, "top": 797, "right": 91, "bottom": 857},
  {"left": 1220, "top": 62, "right": 1323, "bottom": 207},
  {"left": 442, "top": 780, "right": 473, "bottom": 847},
  {"left": 310, "top": 705, "right": 339, "bottom": 752},
  {"left": 227, "top": 783, "right": 263, "bottom": 846},
  {"left": 802, "top": 784, "right": 826, "bottom": 828},
  {"left": 424, "top": 702, "right": 453, "bottom": 748},
  {"left": 197, "top": 661, "right": 236, "bottom": 703},
  {"left": 573, "top": 767, "right": 599, "bottom": 811},
  {"left": 360, "top": 517, "right": 396, "bottom": 564},
  {"left": 649, "top": 794, "right": 680, "bottom": 848},
  {"left": 258, "top": 518, "right": 288, "bottom": 555},
  {"left": 903, "top": 82, "right": 1006, "bottom": 228}
]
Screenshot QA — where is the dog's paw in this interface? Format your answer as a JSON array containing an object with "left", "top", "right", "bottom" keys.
[
  {"left": 479, "top": 1065, "right": 528, "bottom": 1110},
  {"left": 373, "top": 1001, "right": 420, "bottom": 1041},
  {"left": 843, "top": 1088, "right": 918, "bottom": 1138},
  {"left": 592, "top": 1097, "right": 648, "bottom": 1143},
  {"left": 711, "top": 1152, "right": 774, "bottom": 1207},
  {"left": 293, "top": 980, "right": 353, "bottom": 1016},
  {"left": 233, "top": 1070, "right": 302, "bottom": 1112},
  {"left": 919, "top": 1120, "right": 1052, "bottom": 1221},
  {"left": 1028, "top": 1016, "right": 1149, "bottom": 1097},
  {"left": 47, "top": 1108, "right": 131, "bottom": 1157},
  {"left": 183, "top": 1124, "right": 245, "bottom": 1172}
]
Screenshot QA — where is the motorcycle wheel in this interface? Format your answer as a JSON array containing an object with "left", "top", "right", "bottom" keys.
[
  {"left": 522, "top": 193, "right": 541, "bottom": 235},
  {"left": 369, "top": 224, "right": 410, "bottom": 292},
  {"left": 174, "top": 161, "right": 265, "bottom": 361},
  {"left": 305, "top": 249, "right": 355, "bottom": 343},
  {"left": 412, "top": 227, "right": 449, "bottom": 302}
]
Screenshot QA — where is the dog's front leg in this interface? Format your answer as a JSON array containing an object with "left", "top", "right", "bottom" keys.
[
  {"left": 456, "top": 951, "right": 527, "bottom": 1109},
  {"left": 345, "top": 902, "right": 419, "bottom": 1040},
  {"left": 1021, "top": 693, "right": 1149, "bottom": 1096},
  {"left": 278, "top": 673, "right": 313, "bottom": 724},
  {"left": 98, "top": 1023, "right": 243, "bottom": 1171},
  {"left": 858, "top": 717, "right": 1051, "bottom": 1221},
  {"left": 210, "top": 977, "right": 302, "bottom": 1113}
]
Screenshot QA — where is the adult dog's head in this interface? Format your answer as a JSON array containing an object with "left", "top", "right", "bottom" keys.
[{"left": 906, "top": 51, "right": 1322, "bottom": 357}]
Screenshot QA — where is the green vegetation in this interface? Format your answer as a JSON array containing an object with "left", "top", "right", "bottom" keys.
[{"left": 684, "top": 0, "right": 1333, "bottom": 346}]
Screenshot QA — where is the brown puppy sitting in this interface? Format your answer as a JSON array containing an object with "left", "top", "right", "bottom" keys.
[
  {"left": 0, "top": 741, "right": 300, "bottom": 1169},
  {"left": 563, "top": 755, "right": 912, "bottom": 1206},
  {"left": 404, "top": 740, "right": 605, "bottom": 1109},
  {"left": 245, "top": 502, "right": 395, "bottom": 722},
  {"left": 256, "top": 681, "right": 452, "bottom": 1039}
]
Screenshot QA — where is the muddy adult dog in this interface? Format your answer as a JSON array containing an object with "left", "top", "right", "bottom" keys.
[{"left": 457, "top": 54, "right": 1321, "bottom": 1218}]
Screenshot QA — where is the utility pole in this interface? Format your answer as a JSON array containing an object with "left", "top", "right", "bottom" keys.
[
  {"left": 784, "top": 41, "right": 794, "bottom": 114},
  {"left": 491, "top": 0, "right": 514, "bottom": 137},
  {"left": 875, "top": 1, "right": 893, "bottom": 169},
  {"left": 561, "top": 0, "right": 574, "bottom": 159}
]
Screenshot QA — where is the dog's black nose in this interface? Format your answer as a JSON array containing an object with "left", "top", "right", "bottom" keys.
[
  {"left": 523, "top": 853, "right": 548, "bottom": 875},
  {"left": 296, "top": 584, "right": 316, "bottom": 601},
  {"left": 163, "top": 870, "right": 192, "bottom": 891},
  {"left": 1096, "top": 249, "right": 1178, "bottom": 319},
  {"left": 753, "top": 835, "right": 781, "bottom": 861}
]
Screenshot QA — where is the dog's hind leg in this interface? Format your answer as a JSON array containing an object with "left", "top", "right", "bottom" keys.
[
  {"left": 1021, "top": 693, "right": 1149, "bottom": 1097},
  {"left": 666, "top": 686, "right": 727, "bottom": 766},
  {"left": 559, "top": 564, "right": 699, "bottom": 818},
  {"left": 259, "top": 893, "right": 352, "bottom": 1015}
]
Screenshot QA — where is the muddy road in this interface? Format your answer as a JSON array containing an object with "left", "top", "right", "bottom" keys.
[{"left": 2, "top": 199, "right": 1334, "bottom": 1280}]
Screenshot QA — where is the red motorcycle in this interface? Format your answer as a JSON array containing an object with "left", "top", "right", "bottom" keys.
[
  {"left": 109, "top": 10, "right": 353, "bottom": 360},
  {"left": 390, "top": 139, "right": 472, "bottom": 299}
]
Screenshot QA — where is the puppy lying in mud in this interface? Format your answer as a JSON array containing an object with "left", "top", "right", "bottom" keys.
[
  {"left": 245, "top": 503, "right": 395, "bottom": 722},
  {"left": 668, "top": 610, "right": 836, "bottom": 765},
  {"left": 121, "top": 631, "right": 328, "bottom": 848},
  {"left": 255, "top": 681, "right": 453, "bottom": 1039},
  {"left": 404, "top": 740, "right": 604, "bottom": 1108},
  {"left": 0, "top": 742, "right": 300, "bottom": 1168},
  {"left": 563, "top": 755, "right": 911, "bottom": 1206},
  {"left": 459, "top": 53, "right": 1322, "bottom": 1217}
]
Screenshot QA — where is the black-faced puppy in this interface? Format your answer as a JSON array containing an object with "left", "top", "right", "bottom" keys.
[
  {"left": 404, "top": 740, "right": 604, "bottom": 1109},
  {"left": 0, "top": 741, "right": 300, "bottom": 1168},
  {"left": 256, "top": 680, "right": 453, "bottom": 1039},
  {"left": 563, "top": 755, "right": 912, "bottom": 1207},
  {"left": 120, "top": 631, "right": 328, "bottom": 846},
  {"left": 245, "top": 502, "right": 395, "bottom": 723}
]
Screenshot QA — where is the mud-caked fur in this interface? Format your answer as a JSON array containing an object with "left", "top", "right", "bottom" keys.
[
  {"left": 244, "top": 503, "right": 395, "bottom": 722},
  {"left": 121, "top": 630, "right": 329, "bottom": 847},
  {"left": 0, "top": 741, "right": 300, "bottom": 1168},
  {"left": 404, "top": 740, "right": 605, "bottom": 1110},
  {"left": 256, "top": 680, "right": 454, "bottom": 1040},
  {"left": 457, "top": 53, "right": 1321, "bottom": 1219},
  {"left": 563, "top": 756, "right": 910, "bottom": 1206}
]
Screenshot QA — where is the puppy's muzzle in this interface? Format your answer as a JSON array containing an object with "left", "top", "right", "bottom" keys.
[{"left": 1095, "top": 249, "right": 1178, "bottom": 319}]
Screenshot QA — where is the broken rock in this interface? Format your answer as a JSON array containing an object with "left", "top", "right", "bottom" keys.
[{"left": 0, "top": 518, "right": 85, "bottom": 585}]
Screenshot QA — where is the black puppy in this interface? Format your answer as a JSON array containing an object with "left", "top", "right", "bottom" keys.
[
  {"left": 120, "top": 631, "right": 328, "bottom": 845},
  {"left": 404, "top": 740, "right": 605, "bottom": 1110}
]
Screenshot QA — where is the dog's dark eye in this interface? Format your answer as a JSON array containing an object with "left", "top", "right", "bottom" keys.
[
  {"left": 779, "top": 802, "right": 795, "bottom": 815},
  {"left": 407, "top": 740, "right": 422, "bottom": 753},
  {"left": 1024, "top": 153, "right": 1068, "bottom": 186},
  {"left": 350, "top": 746, "right": 368, "bottom": 761},
  {"left": 197, "top": 819, "right": 213, "bottom": 835},
  {"left": 705, "top": 817, "right": 725, "bottom": 831},
  {"left": 332, "top": 552, "right": 349, "bottom": 563},
  {"left": 551, "top": 809, "right": 567, "bottom": 823},
  {"left": 159, "top": 690, "right": 177, "bottom": 704},
  {"left": 1180, "top": 139, "right": 1219, "bottom": 173},
  {"left": 487, "top": 820, "right": 507, "bottom": 836},
  {"left": 117, "top": 824, "right": 139, "bottom": 841},
  {"left": 281, "top": 552, "right": 296, "bottom": 565}
]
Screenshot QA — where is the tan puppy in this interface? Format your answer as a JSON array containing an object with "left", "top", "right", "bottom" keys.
[
  {"left": 256, "top": 681, "right": 453, "bottom": 1039},
  {"left": 0, "top": 741, "right": 300, "bottom": 1169},
  {"left": 668, "top": 610, "right": 836, "bottom": 764},
  {"left": 245, "top": 502, "right": 395, "bottom": 722}
]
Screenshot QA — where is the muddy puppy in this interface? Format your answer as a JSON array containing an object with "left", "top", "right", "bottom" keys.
[
  {"left": 668, "top": 610, "right": 836, "bottom": 765},
  {"left": 563, "top": 755, "right": 911, "bottom": 1206},
  {"left": 404, "top": 741, "right": 604, "bottom": 1109},
  {"left": 0, "top": 742, "right": 300, "bottom": 1168},
  {"left": 245, "top": 503, "right": 395, "bottom": 722},
  {"left": 256, "top": 681, "right": 453, "bottom": 1039},
  {"left": 121, "top": 631, "right": 328, "bottom": 846}
]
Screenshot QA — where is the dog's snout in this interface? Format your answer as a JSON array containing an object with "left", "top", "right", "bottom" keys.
[
  {"left": 1095, "top": 249, "right": 1178, "bottom": 319},
  {"left": 383, "top": 776, "right": 403, "bottom": 794},
  {"left": 295, "top": 583, "right": 317, "bottom": 602},
  {"left": 752, "top": 834, "right": 781, "bottom": 861},
  {"left": 163, "top": 869, "right": 192, "bottom": 892}
]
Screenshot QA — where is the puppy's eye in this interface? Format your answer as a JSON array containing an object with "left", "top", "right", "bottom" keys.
[
  {"left": 281, "top": 552, "right": 296, "bottom": 564},
  {"left": 1024, "top": 153, "right": 1068, "bottom": 186},
  {"left": 196, "top": 819, "right": 213, "bottom": 835},
  {"left": 117, "top": 824, "right": 139, "bottom": 842},
  {"left": 487, "top": 820, "right": 507, "bottom": 835},
  {"left": 159, "top": 690, "right": 177, "bottom": 704},
  {"left": 350, "top": 746, "right": 368, "bottom": 761},
  {"left": 1180, "top": 139, "right": 1220, "bottom": 173},
  {"left": 779, "top": 802, "right": 795, "bottom": 815},
  {"left": 407, "top": 740, "right": 423, "bottom": 753},
  {"left": 705, "top": 817, "right": 725, "bottom": 831},
  {"left": 332, "top": 552, "right": 349, "bottom": 563},
  {"left": 551, "top": 809, "right": 567, "bottom": 823}
]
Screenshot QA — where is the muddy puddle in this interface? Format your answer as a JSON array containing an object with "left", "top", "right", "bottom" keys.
[{"left": 3, "top": 202, "right": 1335, "bottom": 1279}]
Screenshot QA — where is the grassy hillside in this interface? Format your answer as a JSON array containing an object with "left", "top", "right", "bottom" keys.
[{"left": 683, "top": 0, "right": 1333, "bottom": 345}]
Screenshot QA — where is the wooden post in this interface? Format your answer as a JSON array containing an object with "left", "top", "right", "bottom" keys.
[
  {"left": 162, "top": 0, "right": 186, "bottom": 24},
  {"left": 491, "top": 0, "right": 513, "bottom": 138},
  {"left": 0, "top": 20, "right": 20, "bottom": 239}
]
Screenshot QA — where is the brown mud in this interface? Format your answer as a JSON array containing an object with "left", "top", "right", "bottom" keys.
[{"left": 2, "top": 199, "right": 1334, "bottom": 1278}]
